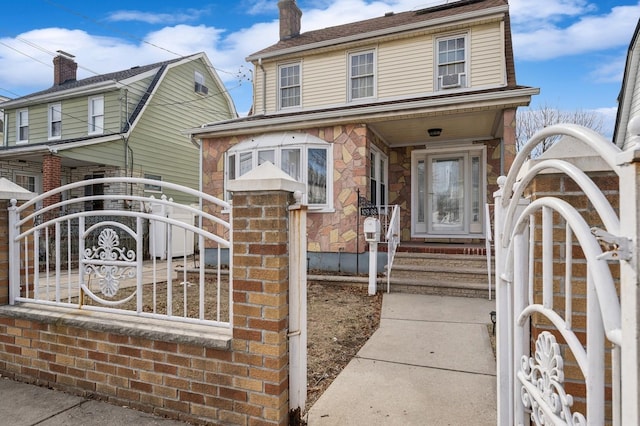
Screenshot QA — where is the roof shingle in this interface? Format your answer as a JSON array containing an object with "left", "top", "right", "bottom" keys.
[{"left": 249, "top": 0, "right": 508, "bottom": 58}]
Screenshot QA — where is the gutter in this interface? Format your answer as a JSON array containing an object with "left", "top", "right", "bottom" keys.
[
  {"left": 0, "top": 81, "right": 116, "bottom": 109},
  {"left": 187, "top": 86, "right": 540, "bottom": 138}
]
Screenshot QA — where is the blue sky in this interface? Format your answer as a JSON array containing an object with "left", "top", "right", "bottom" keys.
[{"left": 1, "top": 0, "right": 639, "bottom": 137}]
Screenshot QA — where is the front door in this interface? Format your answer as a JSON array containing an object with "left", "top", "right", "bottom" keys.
[{"left": 412, "top": 148, "right": 484, "bottom": 238}]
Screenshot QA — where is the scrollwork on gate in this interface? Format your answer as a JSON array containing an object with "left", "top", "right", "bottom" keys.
[
  {"left": 83, "top": 228, "right": 136, "bottom": 297},
  {"left": 519, "top": 331, "right": 586, "bottom": 425}
]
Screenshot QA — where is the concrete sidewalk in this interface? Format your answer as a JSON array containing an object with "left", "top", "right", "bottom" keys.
[
  {"left": 306, "top": 293, "right": 497, "bottom": 425},
  {"left": 0, "top": 378, "right": 189, "bottom": 426}
]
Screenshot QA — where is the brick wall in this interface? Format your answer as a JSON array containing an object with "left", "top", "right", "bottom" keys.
[
  {"left": 526, "top": 171, "right": 619, "bottom": 419},
  {"left": 0, "top": 185, "right": 297, "bottom": 425}
]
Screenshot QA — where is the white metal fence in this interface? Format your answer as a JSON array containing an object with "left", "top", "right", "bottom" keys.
[
  {"left": 8, "top": 177, "right": 233, "bottom": 328},
  {"left": 494, "top": 124, "right": 626, "bottom": 425}
]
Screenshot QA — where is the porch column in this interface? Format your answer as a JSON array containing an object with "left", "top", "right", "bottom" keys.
[
  {"left": 228, "top": 162, "right": 306, "bottom": 425},
  {"left": 42, "top": 154, "right": 61, "bottom": 212}
]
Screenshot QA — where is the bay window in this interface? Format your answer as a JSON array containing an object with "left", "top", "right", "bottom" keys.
[{"left": 226, "top": 133, "right": 332, "bottom": 210}]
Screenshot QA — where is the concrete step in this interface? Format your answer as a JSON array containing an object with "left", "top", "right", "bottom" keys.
[
  {"left": 389, "top": 265, "right": 490, "bottom": 285},
  {"left": 386, "top": 251, "right": 492, "bottom": 298},
  {"left": 392, "top": 251, "right": 492, "bottom": 269}
]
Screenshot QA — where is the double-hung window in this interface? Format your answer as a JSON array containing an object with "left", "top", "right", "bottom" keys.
[
  {"left": 226, "top": 133, "right": 332, "bottom": 210},
  {"left": 278, "top": 62, "right": 301, "bottom": 109},
  {"left": 194, "top": 71, "right": 208, "bottom": 95},
  {"left": 17, "top": 109, "right": 28, "bottom": 143},
  {"left": 437, "top": 34, "right": 467, "bottom": 90},
  {"left": 370, "top": 146, "right": 388, "bottom": 208},
  {"left": 349, "top": 50, "right": 375, "bottom": 101},
  {"left": 48, "top": 103, "right": 62, "bottom": 140},
  {"left": 144, "top": 174, "right": 162, "bottom": 193},
  {"left": 88, "top": 96, "right": 104, "bottom": 135}
]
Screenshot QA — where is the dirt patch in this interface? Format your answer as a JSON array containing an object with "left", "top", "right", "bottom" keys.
[{"left": 306, "top": 282, "right": 382, "bottom": 412}]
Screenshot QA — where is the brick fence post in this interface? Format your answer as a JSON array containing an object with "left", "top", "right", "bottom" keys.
[
  {"left": 0, "top": 178, "right": 36, "bottom": 305},
  {"left": 228, "top": 163, "right": 305, "bottom": 425}
]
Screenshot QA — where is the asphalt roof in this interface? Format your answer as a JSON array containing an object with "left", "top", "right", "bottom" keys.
[{"left": 249, "top": 0, "right": 508, "bottom": 58}]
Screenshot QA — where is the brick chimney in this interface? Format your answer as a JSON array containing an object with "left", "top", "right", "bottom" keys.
[
  {"left": 53, "top": 50, "right": 77, "bottom": 85},
  {"left": 278, "top": 0, "right": 302, "bottom": 40}
]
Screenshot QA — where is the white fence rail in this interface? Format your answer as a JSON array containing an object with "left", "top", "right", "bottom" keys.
[{"left": 8, "top": 177, "right": 232, "bottom": 328}]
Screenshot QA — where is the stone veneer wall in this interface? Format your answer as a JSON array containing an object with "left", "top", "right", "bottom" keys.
[{"left": 201, "top": 118, "right": 514, "bottom": 253}]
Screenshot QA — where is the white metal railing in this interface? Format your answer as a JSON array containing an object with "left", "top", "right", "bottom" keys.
[
  {"left": 8, "top": 177, "right": 233, "bottom": 328},
  {"left": 485, "top": 203, "right": 493, "bottom": 300},
  {"left": 386, "top": 204, "right": 400, "bottom": 293},
  {"left": 494, "top": 124, "right": 624, "bottom": 425}
]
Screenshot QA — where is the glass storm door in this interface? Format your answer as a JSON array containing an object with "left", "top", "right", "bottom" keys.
[
  {"left": 429, "top": 155, "right": 465, "bottom": 233},
  {"left": 413, "top": 151, "right": 483, "bottom": 237}
]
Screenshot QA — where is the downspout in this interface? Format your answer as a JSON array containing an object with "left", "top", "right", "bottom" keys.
[
  {"left": 191, "top": 136, "right": 204, "bottom": 230},
  {"left": 500, "top": 138, "right": 505, "bottom": 176},
  {"left": 123, "top": 88, "right": 134, "bottom": 201},
  {"left": 258, "top": 58, "right": 266, "bottom": 115}
]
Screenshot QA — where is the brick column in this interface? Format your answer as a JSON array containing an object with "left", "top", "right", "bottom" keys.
[
  {"left": 228, "top": 163, "right": 305, "bottom": 425},
  {"left": 42, "top": 154, "right": 61, "bottom": 211},
  {"left": 0, "top": 179, "right": 36, "bottom": 305}
]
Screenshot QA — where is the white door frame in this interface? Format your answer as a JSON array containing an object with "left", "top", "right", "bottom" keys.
[{"left": 411, "top": 144, "right": 486, "bottom": 239}]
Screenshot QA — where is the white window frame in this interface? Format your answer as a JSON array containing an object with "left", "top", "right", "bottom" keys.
[
  {"left": 435, "top": 33, "right": 468, "bottom": 90},
  {"left": 144, "top": 173, "right": 163, "bottom": 193},
  {"left": 194, "top": 71, "right": 208, "bottom": 95},
  {"left": 13, "top": 172, "right": 41, "bottom": 194},
  {"left": 48, "top": 103, "right": 62, "bottom": 140},
  {"left": 410, "top": 145, "right": 486, "bottom": 238},
  {"left": 225, "top": 135, "right": 333, "bottom": 211},
  {"left": 16, "top": 109, "right": 28, "bottom": 144},
  {"left": 88, "top": 96, "right": 104, "bottom": 135},
  {"left": 370, "top": 145, "right": 388, "bottom": 209},
  {"left": 348, "top": 49, "right": 376, "bottom": 101},
  {"left": 278, "top": 62, "right": 302, "bottom": 110}
]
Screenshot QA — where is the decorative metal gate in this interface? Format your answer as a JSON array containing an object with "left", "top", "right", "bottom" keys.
[
  {"left": 8, "top": 177, "right": 232, "bottom": 327},
  {"left": 493, "top": 124, "right": 639, "bottom": 425}
]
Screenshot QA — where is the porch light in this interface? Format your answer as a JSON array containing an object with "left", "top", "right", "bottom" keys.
[
  {"left": 490, "top": 310, "right": 496, "bottom": 335},
  {"left": 428, "top": 128, "right": 442, "bottom": 137}
]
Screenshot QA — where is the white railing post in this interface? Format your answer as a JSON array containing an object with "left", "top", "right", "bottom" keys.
[
  {"left": 8, "top": 199, "right": 19, "bottom": 305},
  {"left": 617, "top": 146, "right": 640, "bottom": 425},
  {"left": 289, "top": 192, "right": 307, "bottom": 413},
  {"left": 493, "top": 177, "right": 511, "bottom": 426}
]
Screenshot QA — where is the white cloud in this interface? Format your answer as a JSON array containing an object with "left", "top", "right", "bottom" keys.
[
  {"left": 106, "top": 8, "right": 211, "bottom": 25},
  {"left": 512, "top": 2, "right": 640, "bottom": 61}
]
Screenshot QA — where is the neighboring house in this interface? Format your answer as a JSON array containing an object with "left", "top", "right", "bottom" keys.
[
  {"left": 0, "top": 96, "right": 8, "bottom": 146},
  {"left": 0, "top": 51, "right": 237, "bottom": 209},
  {"left": 187, "top": 0, "right": 538, "bottom": 269},
  {"left": 614, "top": 18, "right": 640, "bottom": 150}
]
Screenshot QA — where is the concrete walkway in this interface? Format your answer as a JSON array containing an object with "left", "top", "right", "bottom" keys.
[
  {"left": 306, "top": 293, "right": 497, "bottom": 425},
  {"left": 0, "top": 377, "right": 189, "bottom": 425}
]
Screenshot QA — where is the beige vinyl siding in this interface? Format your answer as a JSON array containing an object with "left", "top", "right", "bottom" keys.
[
  {"left": 301, "top": 54, "right": 346, "bottom": 109},
  {"left": 378, "top": 35, "right": 434, "bottom": 98},
  {"left": 469, "top": 22, "right": 504, "bottom": 87}
]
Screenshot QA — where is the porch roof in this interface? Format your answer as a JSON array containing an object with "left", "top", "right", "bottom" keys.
[{"left": 187, "top": 85, "right": 539, "bottom": 147}]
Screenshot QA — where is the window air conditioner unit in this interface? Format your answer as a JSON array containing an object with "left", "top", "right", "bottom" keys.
[
  {"left": 441, "top": 73, "right": 462, "bottom": 89},
  {"left": 195, "top": 83, "right": 209, "bottom": 95}
]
